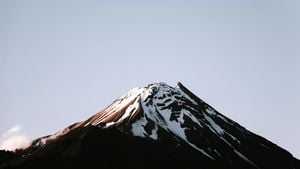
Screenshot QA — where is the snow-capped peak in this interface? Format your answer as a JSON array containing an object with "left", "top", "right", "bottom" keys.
[
  {"left": 88, "top": 82, "right": 228, "bottom": 159},
  {"left": 90, "top": 82, "right": 199, "bottom": 128}
]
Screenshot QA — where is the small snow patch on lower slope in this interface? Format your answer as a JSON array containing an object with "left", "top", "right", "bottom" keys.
[{"left": 204, "top": 114, "right": 224, "bottom": 135}]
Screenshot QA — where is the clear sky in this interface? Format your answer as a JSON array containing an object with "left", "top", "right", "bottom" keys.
[{"left": 0, "top": 0, "right": 299, "bottom": 158}]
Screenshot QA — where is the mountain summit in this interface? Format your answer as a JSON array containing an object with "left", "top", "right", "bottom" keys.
[{"left": 1, "top": 82, "right": 299, "bottom": 169}]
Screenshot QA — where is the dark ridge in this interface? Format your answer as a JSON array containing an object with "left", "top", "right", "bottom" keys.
[
  {"left": 1, "top": 126, "right": 189, "bottom": 169},
  {"left": 176, "top": 82, "right": 206, "bottom": 105}
]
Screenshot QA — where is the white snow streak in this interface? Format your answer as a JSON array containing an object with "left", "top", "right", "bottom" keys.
[
  {"left": 234, "top": 150, "right": 259, "bottom": 168},
  {"left": 204, "top": 114, "right": 224, "bottom": 135}
]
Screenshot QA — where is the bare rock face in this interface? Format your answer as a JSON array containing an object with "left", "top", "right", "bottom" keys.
[{"left": 1, "top": 82, "right": 299, "bottom": 169}]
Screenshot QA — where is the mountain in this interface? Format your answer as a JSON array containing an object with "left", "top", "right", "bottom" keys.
[{"left": 1, "top": 82, "right": 299, "bottom": 169}]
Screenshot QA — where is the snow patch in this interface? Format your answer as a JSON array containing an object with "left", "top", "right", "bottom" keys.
[
  {"left": 149, "top": 125, "right": 158, "bottom": 140},
  {"left": 36, "top": 128, "right": 70, "bottom": 146},
  {"left": 204, "top": 114, "right": 224, "bottom": 135},
  {"left": 131, "top": 116, "right": 148, "bottom": 138},
  {"left": 234, "top": 150, "right": 259, "bottom": 168}
]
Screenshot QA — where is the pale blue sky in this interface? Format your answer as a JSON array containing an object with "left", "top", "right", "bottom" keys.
[{"left": 0, "top": 0, "right": 299, "bottom": 158}]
